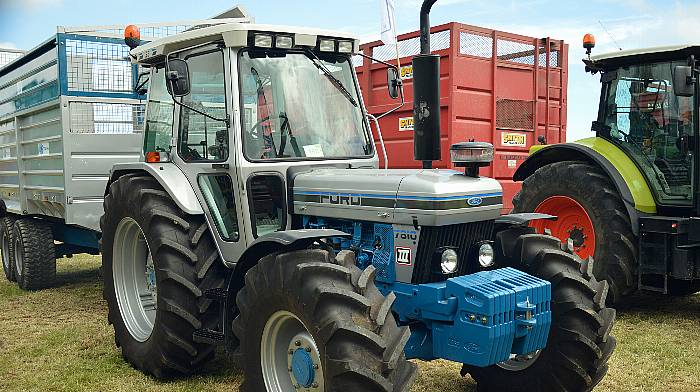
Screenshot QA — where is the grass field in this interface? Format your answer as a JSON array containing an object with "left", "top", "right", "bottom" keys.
[{"left": 1, "top": 255, "right": 699, "bottom": 392}]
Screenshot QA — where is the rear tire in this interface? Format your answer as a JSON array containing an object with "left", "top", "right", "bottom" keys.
[
  {"left": 13, "top": 219, "right": 56, "bottom": 290},
  {"left": 101, "top": 173, "right": 227, "bottom": 379},
  {"left": 1, "top": 216, "right": 16, "bottom": 282},
  {"left": 462, "top": 229, "right": 616, "bottom": 392},
  {"left": 233, "top": 249, "right": 417, "bottom": 392},
  {"left": 514, "top": 161, "right": 638, "bottom": 304}
]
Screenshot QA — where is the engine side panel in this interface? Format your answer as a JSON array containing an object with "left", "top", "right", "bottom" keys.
[{"left": 293, "top": 168, "right": 503, "bottom": 226}]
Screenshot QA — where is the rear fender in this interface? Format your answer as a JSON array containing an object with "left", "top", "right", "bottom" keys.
[
  {"left": 106, "top": 162, "right": 203, "bottom": 215},
  {"left": 514, "top": 137, "right": 656, "bottom": 235}
]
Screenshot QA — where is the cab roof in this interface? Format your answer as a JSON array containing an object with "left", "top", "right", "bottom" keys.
[
  {"left": 584, "top": 44, "right": 700, "bottom": 70},
  {"left": 131, "top": 22, "right": 360, "bottom": 65}
]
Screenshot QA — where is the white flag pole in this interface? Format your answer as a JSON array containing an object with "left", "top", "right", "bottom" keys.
[{"left": 380, "top": 0, "right": 401, "bottom": 68}]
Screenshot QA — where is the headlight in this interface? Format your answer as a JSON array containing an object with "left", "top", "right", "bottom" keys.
[
  {"left": 319, "top": 39, "right": 336, "bottom": 52},
  {"left": 440, "top": 249, "right": 459, "bottom": 274},
  {"left": 338, "top": 40, "right": 354, "bottom": 53},
  {"left": 478, "top": 243, "right": 495, "bottom": 268},
  {"left": 275, "top": 35, "right": 293, "bottom": 49},
  {"left": 254, "top": 34, "right": 273, "bottom": 48}
]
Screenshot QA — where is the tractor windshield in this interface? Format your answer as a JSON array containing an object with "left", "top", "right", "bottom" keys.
[
  {"left": 238, "top": 50, "right": 373, "bottom": 161},
  {"left": 602, "top": 60, "right": 696, "bottom": 205}
]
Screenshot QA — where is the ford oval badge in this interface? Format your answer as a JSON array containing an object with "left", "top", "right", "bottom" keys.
[{"left": 467, "top": 196, "right": 483, "bottom": 207}]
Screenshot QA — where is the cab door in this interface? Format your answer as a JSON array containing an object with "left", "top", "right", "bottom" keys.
[{"left": 170, "top": 44, "right": 248, "bottom": 265}]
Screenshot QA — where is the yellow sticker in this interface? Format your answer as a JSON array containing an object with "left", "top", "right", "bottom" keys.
[
  {"left": 501, "top": 132, "right": 527, "bottom": 147},
  {"left": 400, "top": 65, "right": 413, "bottom": 80},
  {"left": 399, "top": 117, "right": 414, "bottom": 131}
]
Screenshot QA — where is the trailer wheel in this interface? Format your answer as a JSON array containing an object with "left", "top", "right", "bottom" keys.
[
  {"left": 101, "top": 173, "right": 226, "bottom": 379},
  {"left": 1, "top": 216, "right": 16, "bottom": 282},
  {"left": 233, "top": 249, "right": 417, "bottom": 392},
  {"left": 462, "top": 229, "right": 616, "bottom": 392},
  {"left": 514, "top": 161, "right": 638, "bottom": 304},
  {"left": 13, "top": 219, "right": 56, "bottom": 290}
]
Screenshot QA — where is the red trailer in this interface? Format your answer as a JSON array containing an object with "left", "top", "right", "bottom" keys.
[{"left": 356, "top": 22, "right": 568, "bottom": 211}]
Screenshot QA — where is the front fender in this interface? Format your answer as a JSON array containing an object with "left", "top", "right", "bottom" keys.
[
  {"left": 514, "top": 137, "right": 657, "bottom": 235},
  {"left": 107, "top": 162, "right": 204, "bottom": 215}
]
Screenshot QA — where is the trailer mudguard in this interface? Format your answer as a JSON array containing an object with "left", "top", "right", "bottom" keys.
[
  {"left": 107, "top": 162, "right": 204, "bottom": 215},
  {"left": 514, "top": 137, "right": 656, "bottom": 235}
]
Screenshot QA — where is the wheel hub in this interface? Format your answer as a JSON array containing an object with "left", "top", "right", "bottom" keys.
[
  {"left": 112, "top": 217, "right": 157, "bottom": 342},
  {"left": 261, "top": 310, "right": 324, "bottom": 391},
  {"left": 531, "top": 195, "right": 596, "bottom": 259},
  {"left": 14, "top": 236, "right": 22, "bottom": 277},
  {"left": 288, "top": 333, "right": 321, "bottom": 389},
  {"left": 567, "top": 225, "right": 586, "bottom": 248},
  {"left": 290, "top": 348, "right": 316, "bottom": 387},
  {"left": 1, "top": 228, "right": 9, "bottom": 272}
]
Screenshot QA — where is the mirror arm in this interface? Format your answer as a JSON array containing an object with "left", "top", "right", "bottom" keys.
[{"left": 356, "top": 52, "right": 406, "bottom": 120}]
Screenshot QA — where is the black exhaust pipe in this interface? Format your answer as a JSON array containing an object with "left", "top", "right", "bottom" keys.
[{"left": 413, "top": 0, "right": 440, "bottom": 169}]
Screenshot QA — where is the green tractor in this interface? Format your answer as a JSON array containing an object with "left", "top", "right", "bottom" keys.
[{"left": 514, "top": 34, "right": 700, "bottom": 303}]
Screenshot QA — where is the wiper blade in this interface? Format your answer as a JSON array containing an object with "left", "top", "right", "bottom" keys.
[{"left": 305, "top": 49, "right": 358, "bottom": 107}]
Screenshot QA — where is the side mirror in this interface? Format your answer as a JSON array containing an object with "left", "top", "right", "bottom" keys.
[
  {"left": 673, "top": 65, "right": 695, "bottom": 97},
  {"left": 387, "top": 67, "right": 401, "bottom": 99},
  {"left": 166, "top": 58, "right": 191, "bottom": 97}
]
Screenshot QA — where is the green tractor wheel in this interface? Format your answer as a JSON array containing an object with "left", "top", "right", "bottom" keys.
[{"left": 514, "top": 160, "right": 638, "bottom": 304}]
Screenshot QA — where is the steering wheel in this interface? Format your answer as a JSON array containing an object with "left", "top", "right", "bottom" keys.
[{"left": 248, "top": 113, "right": 292, "bottom": 158}]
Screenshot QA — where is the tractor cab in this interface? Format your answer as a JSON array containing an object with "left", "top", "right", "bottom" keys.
[{"left": 584, "top": 45, "right": 700, "bottom": 211}]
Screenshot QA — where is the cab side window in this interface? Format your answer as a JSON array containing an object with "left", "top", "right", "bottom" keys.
[
  {"left": 178, "top": 50, "right": 228, "bottom": 162},
  {"left": 143, "top": 67, "right": 174, "bottom": 154}
]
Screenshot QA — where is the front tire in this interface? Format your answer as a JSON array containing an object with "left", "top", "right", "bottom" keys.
[
  {"left": 233, "top": 249, "right": 417, "bottom": 392},
  {"left": 13, "top": 218, "right": 56, "bottom": 290},
  {"left": 1, "top": 216, "right": 16, "bottom": 282},
  {"left": 513, "top": 161, "right": 638, "bottom": 304},
  {"left": 101, "top": 174, "right": 226, "bottom": 379},
  {"left": 462, "top": 229, "right": 616, "bottom": 392}
]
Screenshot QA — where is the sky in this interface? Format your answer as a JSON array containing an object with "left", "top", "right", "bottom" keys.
[{"left": 1, "top": 0, "right": 700, "bottom": 141}]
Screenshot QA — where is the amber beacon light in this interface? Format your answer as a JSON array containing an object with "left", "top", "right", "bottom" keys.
[
  {"left": 124, "top": 24, "right": 141, "bottom": 49},
  {"left": 583, "top": 33, "right": 595, "bottom": 55}
]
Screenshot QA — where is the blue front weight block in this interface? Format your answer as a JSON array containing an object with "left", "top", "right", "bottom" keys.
[{"left": 384, "top": 267, "right": 552, "bottom": 367}]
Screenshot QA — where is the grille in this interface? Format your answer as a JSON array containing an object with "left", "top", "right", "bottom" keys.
[
  {"left": 412, "top": 220, "right": 495, "bottom": 284},
  {"left": 497, "top": 39, "right": 536, "bottom": 65},
  {"left": 65, "top": 39, "right": 133, "bottom": 94},
  {"left": 496, "top": 99, "right": 534, "bottom": 130},
  {"left": 69, "top": 102, "right": 145, "bottom": 134},
  {"left": 460, "top": 32, "right": 493, "bottom": 58},
  {"left": 372, "top": 30, "right": 451, "bottom": 62}
]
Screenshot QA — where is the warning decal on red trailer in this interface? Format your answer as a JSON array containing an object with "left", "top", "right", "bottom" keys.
[
  {"left": 399, "top": 117, "right": 414, "bottom": 131},
  {"left": 400, "top": 64, "right": 413, "bottom": 80},
  {"left": 501, "top": 132, "right": 527, "bottom": 147}
]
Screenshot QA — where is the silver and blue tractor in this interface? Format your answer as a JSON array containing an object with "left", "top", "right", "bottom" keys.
[{"left": 100, "top": 3, "right": 615, "bottom": 391}]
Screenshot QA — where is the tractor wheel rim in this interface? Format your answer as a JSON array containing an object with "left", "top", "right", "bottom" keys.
[
  {"left": 496, "top": 350, "right": 542, "bottom": 371},
  {"left": 531, "top": 196, "right": 596, "bottom": 259},
  {"left": 261, "top": 310, "right": 324, "bottom": 392},
  {"left": 113, "top": 217, "right": 156, "bottom": 342},
  {"left": 1, "top": 228, "right": 9, "bottom": 272},
  {"left": 14, "top": 236, "right": 22, "bottom": 277}
]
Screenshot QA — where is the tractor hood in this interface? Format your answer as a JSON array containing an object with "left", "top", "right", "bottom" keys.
[{"left": 292, "top": 168, "right": 503, "bottom": 226}]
